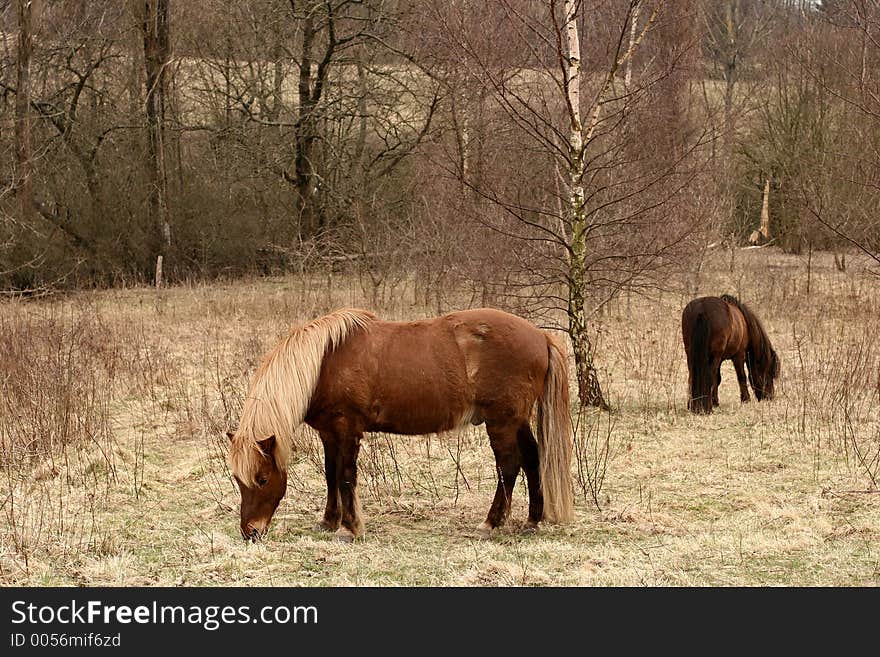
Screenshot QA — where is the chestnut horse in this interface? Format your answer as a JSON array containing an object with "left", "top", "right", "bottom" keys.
[
  {"left": 227, "top": 307, "right": 574, "bottom": 543},
  {"left": 681, "top": 294, "right": 779, "bottom": 414}
]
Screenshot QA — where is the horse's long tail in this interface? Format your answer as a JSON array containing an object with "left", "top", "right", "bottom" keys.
[
  {"left": 688, "top": 312, "right": 713, "bottom": 414},
  {"left": 536, "top": 333, "right": 575, "bottom": 523}
]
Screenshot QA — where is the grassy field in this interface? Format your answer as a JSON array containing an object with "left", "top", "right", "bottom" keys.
[{"left": 1, "top": 247, "right": 878, "bottom": 586}]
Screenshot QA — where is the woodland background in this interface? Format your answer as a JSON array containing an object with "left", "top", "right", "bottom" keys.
[{"left": 2, "top": 0, "right": 877, "bottom": 293}]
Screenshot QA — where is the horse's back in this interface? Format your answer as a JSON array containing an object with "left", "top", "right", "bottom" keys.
[
  {"left": 441, "top": 308, "right": 549, "bottom": 368},
  {"left": 683, "top": 295, "right": 723, "bottom": 320},
  {"left": 441, "top": 308, "right": 550, "bottom": 414},
  {"left": 682, "top": 296, "right": 748, "bottom": 357},
  {"left": 683, "top": 296, "right": 733, "bottom": 329},
  {"left": 307, "top": 308, "right": 550, "bottom": 434},
  {"left": 374, "top": 308, "right": 548, "bottom": 378}
]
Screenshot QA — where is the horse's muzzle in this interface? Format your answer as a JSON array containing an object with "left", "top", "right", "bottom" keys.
[{"left": 241, "top": 524, "right": 264, "bottom": 543}]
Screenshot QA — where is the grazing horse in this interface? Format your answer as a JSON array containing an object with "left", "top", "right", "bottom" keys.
[
  {"left": 227, "top": 307, "right": 574, "bottom": 543},
  {"left": 681, "top": 294, "right": 779, "bottom": 414}
]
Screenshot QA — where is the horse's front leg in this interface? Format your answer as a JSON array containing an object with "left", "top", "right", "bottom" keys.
[
  {"left": 733, "top": 353, "right": 750, "bottom": 403},
  {"left": 314, "top": 431, "right": 341, "bottom": 533},
  {"left": 335, "top": 432, "right": 364, "bottom": 543}
]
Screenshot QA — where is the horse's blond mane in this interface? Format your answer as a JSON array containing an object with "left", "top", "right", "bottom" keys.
[{"left": 228, "top": 308, "right": 376, "bottom": 486}]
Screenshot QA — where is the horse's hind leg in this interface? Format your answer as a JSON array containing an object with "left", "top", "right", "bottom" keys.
[
  {"left": 314, "top": 431, "right": 341, "bottom": 533},
  {"left": 686, "top": 362, "right": 694, "bottom": 412},
  {"left": 517, "top": 423, "right": 543, "bottom": 534},
  {"left": 733, "top": 353, "right": 750, "bottom": 403},
  {"left": 477, "top": 422, "right": 521, "bottom": 538},
  {"left": 712, "top": 357, "right": 722, "bottom": 407},
  {"left": 335, "top": 432, "right": 364, "bottom": 543}
]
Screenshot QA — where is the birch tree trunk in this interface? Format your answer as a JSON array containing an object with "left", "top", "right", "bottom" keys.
[
  {"left": 759, "top": 178, "right": 770, "bottom": 240},
  {"left": 451, "top": 82, "right": 471, "bottom": 181},
  {"left": 15, "top": 0, "right": 34, "bottom": 225},
  {"left": 564, "top": 0, "right": 608, "bottom": 411},
  {"left": 749, "top": 178, "right": 771, "bottom": 245},
  {"left": 143, "top": 0, "right": 172, "bottom": 268},
  {"left": 624, "top": 2, "right": 640, "bottom": 89}
]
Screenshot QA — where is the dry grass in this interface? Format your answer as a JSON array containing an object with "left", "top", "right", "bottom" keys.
[{"left": 1, "top": 248, "right": 878, "bottom": 586}]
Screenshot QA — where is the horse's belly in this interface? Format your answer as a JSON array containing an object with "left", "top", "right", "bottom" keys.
[{"left": 367, "top": 384, "right": 470, "bottom": 435}]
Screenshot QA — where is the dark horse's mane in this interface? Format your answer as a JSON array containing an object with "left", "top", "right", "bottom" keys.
[{"left": 721, "top": 294, "right": 779, "bottom": 381}]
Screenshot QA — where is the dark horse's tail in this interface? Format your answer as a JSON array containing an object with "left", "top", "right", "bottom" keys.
[
  {"left": 688, "top": 312, "right": 713, "bottom": 414},
  {"left": 536, "top": 333, "right": 574, "bottom": 523}
]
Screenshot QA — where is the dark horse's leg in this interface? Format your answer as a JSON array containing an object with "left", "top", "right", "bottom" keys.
[
  {"left": 733, "top": 353, "right": 750, "bottom": 403},
  {"left": 477, "top": 421, "right": 522, "bottom": 538},
  {"left": 335, "top": 431, "right": 363, "bottom": 543},
  {"left": 314, "top": 431, "right": 341, "bottom": 532},
  {"left": 517, "top": 423, "right": 543, "bottom": 533},
  {"left": 711, "top": 357, "right": 722, "bottom": 407},
  {"left": 686, "top": 351, "right": 698, "bottom": 412}
]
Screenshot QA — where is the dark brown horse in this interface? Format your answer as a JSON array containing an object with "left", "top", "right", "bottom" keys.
[
  {"left": 227, "top": 308, "right": 574, "bottom": 543},
  {"left": 681, "top": 294, "right": 779, "bottom": 414}
]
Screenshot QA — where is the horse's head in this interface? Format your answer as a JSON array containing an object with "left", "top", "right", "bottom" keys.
[
  {"left": 227, "top": 432, "right": 287, "bottom": 542},
  {"left": 752, "top": 347, "right": 780, "bottom": 401}
]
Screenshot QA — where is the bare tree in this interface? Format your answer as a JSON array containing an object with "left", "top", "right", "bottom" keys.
[
  {"left": 14, "top": 0, "right": 34, "bottom": 226},
  {"left": 424, "top": 0, "right": 709, "bottom": 410},
  {"left": 0, "top": 0, "right": 722, "bottom": 294},
  {"left": 563, "top": 0, "right": 607, "bottom": 409},
  {"left": 143, "top": 0, "right": 172, "bottom": 265},
  {"left": 794, "top": 1, "right": 880, "bottom": 268},
  {"left": 701, "top": 0, "right": 775, "bottom": 154}
]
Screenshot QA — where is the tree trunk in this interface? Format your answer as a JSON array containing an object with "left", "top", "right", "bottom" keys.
[
  {"left": 295, "top": 12, "right": 320, "bottom": 238},
  {"left": 719, "top": 0, "right": 739, "bottom": 232},
  {"left": 564, "top": 0, "right": 609, "bottom": 411},
  {"left": 723, "top": 62, "right": 736, "bottom": 152},
  {"left": 451, "top": 81, "right": 471, "bottom": 181},
  {"left": 749, "top": 178, "right": 771, "bottom": 245},
  {"left": 143, "top": 0, "right": 172, "bottom": 269},
  {"left": 759, "top": 178, "right": 771, "bottom": 240},
  {"left": 14, "top": 0, "right": 34, "bottom": 225},
  {"left": 271, "top": 45, "right": 284, "bottom": 122},
  {"left": 624, "top": 2, "right": 640, "bottom": 89},
  {"left": 722, "top": 0, "right": 737, "bottom": 157},
  {"left": 355, "top": 60, "right": 369, "bottom": 186}
]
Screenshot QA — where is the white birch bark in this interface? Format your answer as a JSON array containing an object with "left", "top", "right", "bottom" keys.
[
  {"left": 564, "top": 0, "right": 607, "bottom": 410},
  {"left": 760, "top": 178, "right": 771, "bottom": 240},
  {"left": 625, "top": 2, "right": 641, "bottom": 88}
]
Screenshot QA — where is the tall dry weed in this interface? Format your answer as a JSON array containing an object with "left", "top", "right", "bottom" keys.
[{"left": 0, "top": 303, "right": 120, "bottom": 574}]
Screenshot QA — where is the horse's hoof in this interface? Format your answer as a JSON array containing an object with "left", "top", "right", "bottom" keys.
[
  {"left": 475, "top": 521, "right": 493, "bottom": 540},
  {"left": 313, "top": 521, "right": 336, "bottom": 533},
  {"left": 518, "top": 522, "right": 539, "bottom": 535},
  {"left": 334, "top": 528, "right": 356, "bottom": 544}
]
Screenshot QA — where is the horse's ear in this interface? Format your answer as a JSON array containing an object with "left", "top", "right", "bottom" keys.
[{"left": 256, "top": 435, "right": 276, "bottom": 456}]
